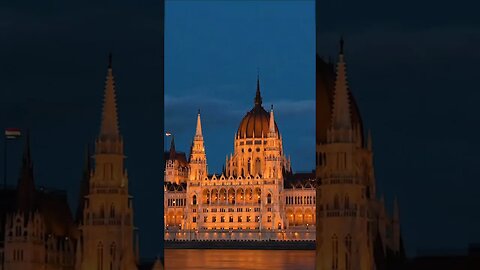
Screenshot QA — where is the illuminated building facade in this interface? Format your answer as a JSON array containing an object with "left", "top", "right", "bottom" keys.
[{"left": 164, "top": 79, "right": 317, "bottom": 241}]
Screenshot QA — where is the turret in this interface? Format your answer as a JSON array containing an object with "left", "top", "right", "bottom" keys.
[
  {"left": 17, "top": 130, "right": 36, "bottom": 213},
  {"left": 189, "top": 110, "right": 208, "bottom": 181}
]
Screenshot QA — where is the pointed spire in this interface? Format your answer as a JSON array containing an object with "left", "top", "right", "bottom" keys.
[
  {"left": 169, "top": 136, "right": 176, "bottom": 160},
  {"left": 99, "top": 53, "right": 120, "bottom": 140},
  {"left": 331, "top": 37, "right": 352, "bottom": 130},
  {"left": 17, "top": 129, "right": 35, "bottom": 212},
  {"left": 195, "top": 110, "right": 203, "bottom": 137},
  {"left": 269, "top": 104, "right": 276, "bottom": 134},
  {"left": 254, "top": 73, "right": 263, "bottom": 107}
]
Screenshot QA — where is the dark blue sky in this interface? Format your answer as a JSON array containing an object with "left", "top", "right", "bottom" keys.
[{"left": 165, "top": 1, "right": 315, "bottom": 174}]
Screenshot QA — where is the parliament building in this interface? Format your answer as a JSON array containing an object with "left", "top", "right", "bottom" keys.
[{"left": 164, "top": 78, "right": 317, "bottom": 241}]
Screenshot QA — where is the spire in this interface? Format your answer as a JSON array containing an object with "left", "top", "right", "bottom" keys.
[
  {"left": 17, "top": 130, "right": 35, "bottom": 212},
  {"left": 269, "top": 104, "right": 276, "bottom": 134},
  {"left": 99, "top": 53, "right": 120, "bottom": 140},
  {"left": 169, "top": 136, "right": 176, "bottom": 160},
  {"left": 195, "top": 110, "right": 203, "bottom": 137},
  {"left": 331, "top": 37, "right": 352, "bottom": 130},
  {"left": 254, "top": 73, "right": 263, "bottom": 107}
]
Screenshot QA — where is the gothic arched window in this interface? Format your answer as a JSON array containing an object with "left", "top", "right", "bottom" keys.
[
  {"left": 267, "top": 193, "right": 272, "bottom": 204},
  {"left": 255, "top": 158, "right": 261, "bottom": 175},
  {"left": 192, "top": 195, "right": 197, "bottom": 205},
  {"left": 97, "top": 242, "right": 103, "bottom": 270},
  {"left": 110, "top": 204, "right": 115, "bottom": 219}
]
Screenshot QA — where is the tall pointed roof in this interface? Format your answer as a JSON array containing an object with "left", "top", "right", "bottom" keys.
[
  {"left": 316, "top": 52, "right": 364, "bottom": 144},
  {"left": 169, "top": 136, "right": 176, "bottom": 160},
  {"left": 331, "top": 37, "right": 352, "bottom": 130},
  {"left": 17, "top": 130, "right": 36, "bottom": 212},
  {"left": 195, "top": 110, "right": 203, "bottom": 137},
  {"left": 254, "top": 74, "right": 262, "bottom": 107},
  {"left": 237, "top": 75, "right": 278, "bottom": 139},
  {"left": 269, "top": 105, "right": 276, "bottom": 134},
  {"left": 99, "top": 53, "right": 120, "bottom": 140}
]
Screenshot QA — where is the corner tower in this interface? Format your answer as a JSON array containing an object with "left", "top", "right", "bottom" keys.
[
  {"left": 316, "top": 39, "right": 375, "bottom": 270},
  {"left": 189, "top": 110, "right": 208, "bottom": 181},
  {"left": 77, "top": 54, "right": 138, "bottom": 270}
]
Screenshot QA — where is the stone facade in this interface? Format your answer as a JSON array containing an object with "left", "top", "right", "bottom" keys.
[{"left": 164, "top": 79, "right": 317, "bottom": 241}]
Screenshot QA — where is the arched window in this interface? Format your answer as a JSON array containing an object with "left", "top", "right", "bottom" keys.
[
  {"left": 344, "top": 195, "right": 349, "bottom": 209},
  {"left": 110, "top": 242, "right": 116, "bottom": 269},
  {"left": 97, "top": 242, "right": 103, "bottom": 270},
  {"left": 345, "top": 235, "right": 352, "bottom": 270},
  {"left": 255, "top": 158, "right": 261, "bottom": 175},
  {"left": 110, "top": 205, "right": 115, "bottom": 218},
  {"left": 192, "top": 195, "right": 197, "bottom": 205},
  {"left": 267, "top": 194, "right": 272, "bottom": 204},
  {"left": 332, "top": 235, "right": 338, "bottom": 270}
]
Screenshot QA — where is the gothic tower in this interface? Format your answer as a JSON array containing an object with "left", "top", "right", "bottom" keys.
[
  {"left": 189, "top": 111, "right": 208, "bottom": 181},
  {"left": 77, "top": 54, "right": 138, "bottom": 270},
  {"left": 316, "top": 39, "right": 375, "bottom": 270}
]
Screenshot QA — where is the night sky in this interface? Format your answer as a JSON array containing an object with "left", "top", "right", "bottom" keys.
[
  {"left": 165, "top": 1, "right": 315, "bottom": 174},
  {"left": 0, "top": 0, "right": 478, "bottom": 260}
]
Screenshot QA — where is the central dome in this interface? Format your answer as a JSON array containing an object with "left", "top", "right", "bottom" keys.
[{"left": 236, "top": 78, "right": 279, "bottom": 139}]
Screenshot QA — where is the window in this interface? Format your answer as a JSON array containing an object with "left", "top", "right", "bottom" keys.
[
  {"left": 332, "top": 235, "right": 338, "bottom": 270},
  {"left": 344, "top": 195, "right": 349, "bottom": 209},
  {"left": 220, "top": 216, "right": 225, "bottom": 223},
  {"left": 345, "top": 235, "right": 352, "bottom": 270},
  {"left": 212, "top": 216, "right": 217, "bottom": 223},
  {"left": 193, "top": 195, "right": 197, "bottom": 205},
  {"left": 267, "top": 216, "right": 272, "bottom": 222},
  {"left": 255, "top": 216, "right": 260, "bottom": 222},
  {"left": 238, "top": 216, "right": 243, "bottom": 222},
  {"left": 110, "top": 242, "right": 116, "bottom": 269},
  {"left": 97, "top": 242, "right": 103, "bottom": 270},
  {"left": 110, "top": 205, "right": 115, "bottom": 218},
  {"left": 229, "top": 216, "right": 234, "bottom": 222},
  {"left": 246, "top": 216, "right": 251, "bottom": 222},
  {"left": 193, "top": 217, "right": 197, "bottom": 223},
  {"left": 203, "top": 216, "right": 208, "bottom": 222},
  {"left": 267, "top": 194, "right": 272, "bottom": 204}
]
